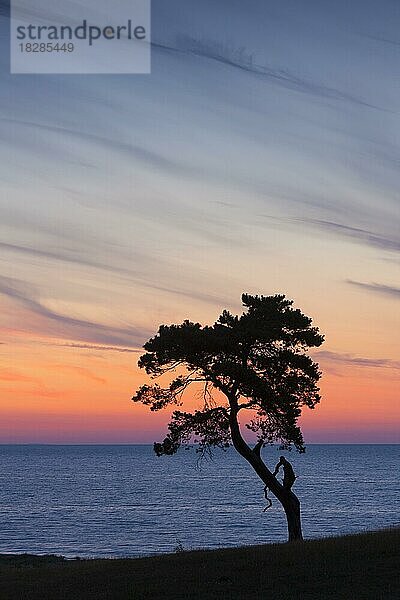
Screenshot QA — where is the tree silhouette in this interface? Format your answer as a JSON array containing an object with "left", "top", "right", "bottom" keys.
[{"left": 132, "top": 294, "right": 324, "bottom": 541}]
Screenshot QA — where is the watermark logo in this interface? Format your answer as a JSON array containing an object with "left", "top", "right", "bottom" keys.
[{"left": 11, "top": 0, "right": 151, "bottom": 74}]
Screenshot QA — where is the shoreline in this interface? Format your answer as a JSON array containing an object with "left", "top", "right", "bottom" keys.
[{"left": 1, "top": 525, "right": 399, "bottom": 562}]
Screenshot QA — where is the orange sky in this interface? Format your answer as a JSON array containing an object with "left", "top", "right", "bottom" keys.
[{"left": 1, "top": 310, "right": 399, "bottom": 443}]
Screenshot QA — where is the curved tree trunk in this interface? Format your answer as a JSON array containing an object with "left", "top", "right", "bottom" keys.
[
  {"left": 282, "top": 494, "right": 303, "bottom": 542},
  {"left": 228, "top": 405, "right": 303, "bottom": 542}
]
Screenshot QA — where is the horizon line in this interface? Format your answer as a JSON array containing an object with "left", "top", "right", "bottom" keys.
[{"left": 0, "top": 442, "right": 398, "bottom": 446}]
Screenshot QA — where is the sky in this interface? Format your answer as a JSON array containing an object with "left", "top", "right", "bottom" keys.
[{"left": 0, "top": 0, "right": 399, "bottom": 444}]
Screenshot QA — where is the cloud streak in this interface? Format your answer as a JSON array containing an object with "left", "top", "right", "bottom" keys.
[
  {"left": 256, "top": 215, "right": 400, "bottom": 256},
  {"left": 60, "top": 343, "right": 140, "bottom": 353},
  {"left": 315, "top": 350, "right": 400, "bottom": 371},
  {"left": 0, "top": 117, "right": 209, "bottom": 183},
  {"left": 48, "top": 364, "right": 107, "bottom": 384},
  {"left": 0, "top": 368, "right": 40, "bottom": 383},
  {"left": 306, "top": 220, "right": 400, "bottom": 253},
  {"left": 0, "top": 241, "right": 148, "bottom": 280},
  {"left": 347, "top": 280, "right": 400, "bottom": 299},
  {"left": 154, "top": 36, "right": 385, "bottom": 111},
  {"left": 0, "top": 242, "right": 230, "bottom": 307},
  {"left": 0, "top": 275, "right": 149, "bottom": 348}
]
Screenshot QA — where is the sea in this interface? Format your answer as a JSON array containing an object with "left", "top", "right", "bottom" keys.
[{"left": 0, "top": 444, "right": 398, "bottom": 558}]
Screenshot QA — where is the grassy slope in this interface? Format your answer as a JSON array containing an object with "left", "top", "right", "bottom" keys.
[{"left": 0, "top": 529, "right": 398, "bottom": 600}]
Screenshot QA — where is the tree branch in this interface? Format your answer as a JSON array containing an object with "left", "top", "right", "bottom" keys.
[
  {"left": 253, "top": 439, "right": 264, "bottom": 458},
  {"left": 238, "top": 400, "right": 258, "bottom": 411}
]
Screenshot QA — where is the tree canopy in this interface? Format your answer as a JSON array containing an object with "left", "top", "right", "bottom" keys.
[{"left": 133, "top": 294, "right": 324, "bottom": 456}]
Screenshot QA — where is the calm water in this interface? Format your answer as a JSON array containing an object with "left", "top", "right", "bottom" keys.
[{"left": 0, "top": 445, "right": 398, "bottom": 558}]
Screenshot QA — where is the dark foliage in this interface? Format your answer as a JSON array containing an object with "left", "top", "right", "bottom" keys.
[{"left": 133, "top": 294, "right": 324, "bottom": 455}]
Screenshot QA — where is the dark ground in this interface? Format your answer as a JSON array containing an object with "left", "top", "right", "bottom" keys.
[{"left": 0, "top": 528, "right": 398, "bottom": 600}]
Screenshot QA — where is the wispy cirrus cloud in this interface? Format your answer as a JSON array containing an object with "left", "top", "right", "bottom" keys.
[
  {"left": 256, "top": 215, "right": 400, "bottom": 257},
  {"left": 0, "top": 241, "right": 148, "bottom": 279},
  {"left": 0, "top": 275, "right": 149, "bottom": 348},
  {"left": 0, "top": 117, "right": 210, "bottom": 183},
  {"left": 363, "top": 34, "right": 400, "bottom": 48},
  {"left": 155, "top": 36, "right": 385, "bottom": 111},
  {"left": 347, "top": 280, "right": 400, "bottom": 299},
  {"left": 0, "top": 243, "right": 231, "bottom": 307},
  {"left": 315, "top": 350, "right": 400, "bottom": 371},
  {"left": 304, "top": 220, "right": 400, "bottom": 254},
  {"left": 0, "top": 368, "right": 40, "bottom": 383},
  {"left": 48, "top": 364, "right": 107, "bottom": 384},
  {"left": 60, "top": 343, "right": 140, "bottom": 353}
]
